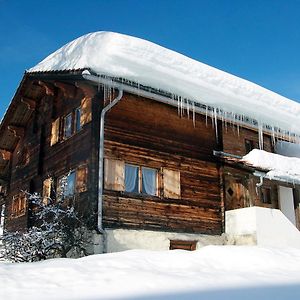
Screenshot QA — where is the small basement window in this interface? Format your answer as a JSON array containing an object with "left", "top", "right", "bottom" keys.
[{"left": 169, "top": 240, "right": 197, "bottom": 251}]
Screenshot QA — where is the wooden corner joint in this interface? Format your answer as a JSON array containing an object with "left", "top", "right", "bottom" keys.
[
  {"left": 8, "top": 125, "right": 24, "bottom": 139},
  {"left": 75, "top": 82, "right": 96, "bottom": 98},
  {"left": 54, "top": 81, "right": 77, "bottom": 99},
  {"left": 38, "top": 81, "right": 55, "bottom": 96},
  {"left": 0, "top": 149, "right": 12, "bottom": 161},
  {"left": 21, "top": 97, "right": 36, "bottom": 110}
]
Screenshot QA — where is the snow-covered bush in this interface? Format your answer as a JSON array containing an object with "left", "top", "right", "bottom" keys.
[{"left": 0, "top": 191, "right": 90, "bottom": 262}]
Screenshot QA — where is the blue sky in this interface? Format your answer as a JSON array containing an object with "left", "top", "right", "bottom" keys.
[{"left": 1, "top": 0, "right": 300, "bottom": 120}]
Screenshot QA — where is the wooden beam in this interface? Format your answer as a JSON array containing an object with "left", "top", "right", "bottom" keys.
[
  {"left": 21, "top": 97, "right": 36, "bottom": 110},
  {"left": 8, "top": 125, "right": 24, "bottom": 139},
  {"left": 38, "top": 81, "right": 55, "bottom": 96},
  {"left": 0, "top": 149, "right": 11, "bottom": 161},
  {"left": 75, "top": 82, "right": 96, "bottom": 98},
  {"left": 54, "top": 81, "right": 77, "bottom": 98}
]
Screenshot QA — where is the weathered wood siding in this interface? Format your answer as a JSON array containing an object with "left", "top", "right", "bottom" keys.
[
  {"left": 103, "top": 94, "right": 222, "bottom": 234},
  {"left": 6, "top": 81, "right": 98, "bottom": 231},
  {"left": 223, "top": 125, "right": 273, "bottom": 156}
]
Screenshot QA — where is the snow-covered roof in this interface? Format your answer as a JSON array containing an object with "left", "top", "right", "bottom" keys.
[
  {"left": 242, "top": 149, "right": 300, "bottom": 184},
  {"left": 28, "top": 31, "right": 300, "bottom": 136}
]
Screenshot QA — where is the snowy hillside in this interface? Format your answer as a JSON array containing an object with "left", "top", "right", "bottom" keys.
[
  {"left": 1, "top": 246, "right": 300, "bottom": 299},
  {"left": 29, "top": 31, "right": 300, "bottom": 136}
]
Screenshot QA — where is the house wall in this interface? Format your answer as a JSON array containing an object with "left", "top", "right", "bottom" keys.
[
  {"left": 104, "top": 228, "right": 224, "bottom": 252},
  {"left": 222, "top": 125, "right": 273, "bottom": 156},
  {"left": 226, "top": 207, "right": 300, "bottom": 248},
  {"left": 279, "top": 186, "right": 296, "bottom": 225},
  {"left": 222, "top": 125, "right": 278, "bottom": 211},
  {"left": 103, "top": 93, "right": 223, "bottom": 235},
  {"left": 5, "top": 81, "right": 99, "bottom": 232}
]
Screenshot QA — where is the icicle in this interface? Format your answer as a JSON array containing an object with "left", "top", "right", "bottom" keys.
[
  {"left": 180, "top": 96, "right": 183, "bottom": 116},
  {"left": 192, "top": 102, "right": 195, "bottom": 127},
  {"left": 214, "top": 108, "right": 218, "bottom": 140},
  {"left": 211, "top": 109, "right": 214, "bottom": 129},
  {"left": 258, "top": 124, "right": 264, "bottom": 150},
  {"left": 271, "top": 126, "right": 276, "bottom": 146},
  {"left": 186, "top": 99, "right": 190, "bottom": 119},
  {"left": 205, "top": 106, "right": 208, "bottom": 127}
]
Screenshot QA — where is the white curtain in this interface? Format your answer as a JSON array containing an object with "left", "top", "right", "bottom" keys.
[
  {"left": 125, "top": 165, "right": 138, "bottom": 193},
  {"left": 142, "top": 168, "right": 156, "bottom": 196}
]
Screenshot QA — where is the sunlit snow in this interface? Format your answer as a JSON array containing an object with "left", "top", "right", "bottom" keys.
[
  {"left": 1, "top": 246, "right": 300, "bottom": 299},
  {"left": 29, "top": 31, "right": 300, "bottom": 137},
  {"left": 243, "top": 149, "right": 300, "bottom": 183}
]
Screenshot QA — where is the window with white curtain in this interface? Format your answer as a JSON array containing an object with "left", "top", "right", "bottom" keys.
[{"left": 125, "top": 164, "right": 157, "bottom": 196}]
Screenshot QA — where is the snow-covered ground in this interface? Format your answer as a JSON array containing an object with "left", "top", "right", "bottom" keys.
[{"left": 1, "top": 246, "right": 300, "bottom": 299}]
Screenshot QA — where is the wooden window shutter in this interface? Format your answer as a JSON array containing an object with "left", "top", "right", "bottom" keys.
[
  {"left": 163, "top": 169, "right": 181, "bottom": 199},
  {"left": 50, "top": 118, "right": 60, "bottom": 146},
  {"left": 42, "top": 178, "right": 53, "bottom": 205},
  {"left": 76, "top": 165, "right": 88, "bottom": 193},
  {"left": 104, "top": 159, "right": 125, "bottom": 191},
  {"left": 80, "top": 97, "right": 92, "bottom": 126}
]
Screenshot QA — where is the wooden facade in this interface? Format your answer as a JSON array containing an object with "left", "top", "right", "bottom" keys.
[{"left": 1, "top": 71, "right": 299, "bottom": 242}]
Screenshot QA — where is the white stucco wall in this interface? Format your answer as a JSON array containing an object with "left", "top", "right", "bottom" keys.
[
  {"left": 226, "top": 207, "right": 300, "bottom": 248},
  {"left": 279, "top": 186, "right": 296, "bottom": 225},
  {"left": 103, "top": 229, "right": 224, "bottom": 252}
]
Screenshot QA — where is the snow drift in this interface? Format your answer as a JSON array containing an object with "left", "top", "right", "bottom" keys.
[
  {"left": 1, "top": 246, "right": 300, "bottom": 300},
  {"left": 242, "top": 149, "right": 300, "bottom": 183},
  {"left": 29, "top": 31, "right": 300, "bottom": 136}
]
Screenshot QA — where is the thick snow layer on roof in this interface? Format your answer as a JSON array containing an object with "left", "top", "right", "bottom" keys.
[
  {"left": 1, "top": 246, "right": 300, "bottom": 299},
  {"left": 242, "top": 149, "right": 300, "bottom": 183},
  {"left": 29, "top": 31, "right": 300, "bottom": 135}
]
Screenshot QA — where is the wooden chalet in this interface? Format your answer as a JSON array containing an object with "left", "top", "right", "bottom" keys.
[{"left": 1, "top": 32, "right": 300, "bottom": 253}]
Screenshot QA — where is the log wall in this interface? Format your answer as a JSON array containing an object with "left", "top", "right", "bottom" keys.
[{"left": 103, "top": 94, "right": 222, "bottom": 234}]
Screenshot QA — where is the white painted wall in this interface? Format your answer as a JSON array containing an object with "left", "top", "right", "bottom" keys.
[
  {"left": 104, "top": 229, "right": 224, "bottom": 252},
  {"left": 226, "top": 207, "right": 300, "bottom": 248},
  {"left": 279, "top": 186, "right": 296, "bottom": 225}
]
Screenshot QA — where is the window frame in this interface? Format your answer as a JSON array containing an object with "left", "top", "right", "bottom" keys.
[
  {"left": 56, "top": 165, "right": 88, "bottom": 202},
  {"left": 11, "top": 193, "right": 27, "bottom": 218},
  {"left": 260, "top": 186, "right": 272, "bottom": 205},
  {"left": 63, "top": 112, "right": 73, "bottom": 139},
  {"left": 124, "top": 163, "right": 158, "bottom": 197}
]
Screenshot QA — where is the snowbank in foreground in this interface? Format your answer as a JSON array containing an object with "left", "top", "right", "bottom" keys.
[
  {"left": 1, "top": 246, "right": 300, "bottom": 300},
  {"left": 28, "top": 31, "right": 300, "bottom": 135},
  {"left": 242, "top": 149, "right": 300, "bottom": 183}
]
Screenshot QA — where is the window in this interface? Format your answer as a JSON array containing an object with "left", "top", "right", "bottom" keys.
[
  {"left": 57, "top": 171, "right": 76, "bottom": 199},
  {"left": 50, "top": 98, "right": 92, "bottom": 146},
  {"left": 260, "top": 187, "right": 272, "bottom": 204},
  {"left": 56, "top": 166, "right": 88, "bottom": 201},
  {"left": 125, "top": 164, "right": 157, "bottom": 196},
  {"left": 11, "top": 193, "right": 27, "bottom": 217},
  {"left": 104, "top": 159, "right": 181, "bottom": 199},
  {"left": 63, "top": 113, "right": 73, "bottom": 139},
  {"left": 169, "top": 240, "right": 197, "bottom": 251},
  {"left": 245, "top": 139, "right": 259, "bottom": 154}
]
